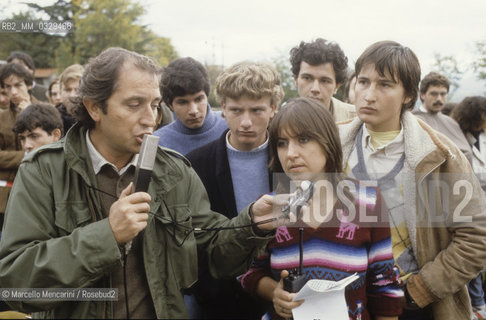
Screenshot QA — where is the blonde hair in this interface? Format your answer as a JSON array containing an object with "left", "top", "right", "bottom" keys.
[
  {"left": 215, "top": 61, "right": 284, "bottom": 106},
  {"left": 60, "top": 64, "right": 84, "bottom": 88}
]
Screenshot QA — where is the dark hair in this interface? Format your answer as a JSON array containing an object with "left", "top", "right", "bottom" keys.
[
  {"left": 269, "top": 97, "right": 345, "bottom": 190},
  {"left": 7, "top": 51, "right": 35, "bottom": 72},
  {"left": 0, "top": 63, "right": 35, "bottom": 88},
  {"left": 452, "top": 96, "right": 486, "bottom": 134},
  {"left": 344, "top": 71, "right": 356, "bottom": 103},
  {"left": 71, "top": 47, "right": 159, "bottom": 129},
  {"left": 160, "top": 57, "right": 210, "bottom": 108},
  {"left": 13, "top": 103, "right": 63, "bottom": 135},
  {"left": 419, "top": 72, "right": 450, "bottom": 100},
  {"left": 441, "top": 102, "right": 457, "bottom": 116},
  {"left": 289, "top": 38, "right": 348, "bottom": 85},
  {"left": 48, "top": 78, "right": 59, "bottom": 96},
  {"left": 355, "top": 40, "right": 421, "bottom": 113}
]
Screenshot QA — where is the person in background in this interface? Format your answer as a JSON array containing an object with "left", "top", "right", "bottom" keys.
[
  {"left": 242, "top": 97, "right": 402, "bottom": 320},
  {"left": 412, "top": 72, "right": 472, "bottom": 163},
  {"left": 452, "top": 96, "right": 486, "bottom": 320},
  {"left": 344, "top": 71, "right": 357, "bottom": 104},
  {"left": 7, "top": 51, "right": 48, "bottom": 102},
  {"left": 13, "top": 103, "right": 63, "bottom": 154},
  {"left": 154, "top": 57, "right": 227, "bottom": 155},
  {"left": 441, "top": 102, "right": 458, "bottom": 116},
  {"left": 0, "top": 62, "right": 37, "bottom": 231},
  {"left": 0, "top": 65, "right": 10, "bottom": 110},
  {"left": 290, "top": 38, "right": 356, "bottom": 121},
  {"left": 46, "top": 78, "right": 62, "bottom": 106},
  {"left": 57, "top": 64, "right": 84, "bottom": 135},
  {"left": 186, "top": 61, "right": 284, "bottom": 319},
  {"left": 0, "top": 86, "right": 10, "bottom": 110}
]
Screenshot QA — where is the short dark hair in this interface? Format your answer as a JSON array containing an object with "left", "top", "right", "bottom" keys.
[
  {"left": 7, "top": 51, "right": 35, "bottom": 72},
  {"left": 13, "top": 103, "right": 63, "bottom": 135},
  {"left": 441, "top": 102, "right": 458, "bottom": 116},
  {"left": 160, "top": 57, "right": 210, "bottom": 108},
  {"left": 419, "top": 72, "right": 450, "bottom": 100},
  {"left": 289, "top": 38, "right": 348, "bottom": 85},
  {"left": 48, "top": 78, "right": 59, "bottom": 96},
  {"left": 0, "top": 63, "right": 35, "bottom": 88},
  {"left": 71, "top": 47, "right": 159, "bottom": 129},
  {"left": 355, "top": 40, "right": 421, "bottom": 113},
  {"left": 344, "top": 71, "right": 356, "bottom": 103},
  {"left": 452, "top": 96, "right": 486, "bottom": 134}
]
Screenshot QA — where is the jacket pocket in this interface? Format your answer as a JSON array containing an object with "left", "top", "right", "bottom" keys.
[
  {"left": 154, "top": 203, "right": 198, "bottom": 290},
  {"left": 54, "top": 201, "right": 92, "bottom": 235}
]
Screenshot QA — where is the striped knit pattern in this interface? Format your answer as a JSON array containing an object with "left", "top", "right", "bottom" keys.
[{"left": 241, "top": 181, "right": 403, "bottom": 320}]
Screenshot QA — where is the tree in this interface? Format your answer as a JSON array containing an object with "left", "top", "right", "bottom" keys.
[
  {"left": 271, "top": 54, "right": 298, "bottom": 103},
  {"left": 2, "top": 0, "right": 178, "bottom": 71},
  {"left": 0, "top": 11, "right": 61, "bottom": 68},
  {"left": 26, "top": 0, "right": 82, "bottom": 69},
  {"left": 53, "top": 0, "right": 178, "bottom": 69},
  {"left": 473, "top": 39, "right": 486, "bottom": 83},
  {"left": 141, "top": 31, "right": 178, "bottom": 67},
  {"left": 431, "top": 53, "right": 464, "bottom": 98},
  {"left": 25, "top": 0, "right": 81, "bottom": 21},
  {"left": 205, "top": 64, "right": 224, "bottom": 109}
]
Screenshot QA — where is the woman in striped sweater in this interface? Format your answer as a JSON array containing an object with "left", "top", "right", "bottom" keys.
[{"left": 241, "top": 97, "right": 403, "bottom": 320}]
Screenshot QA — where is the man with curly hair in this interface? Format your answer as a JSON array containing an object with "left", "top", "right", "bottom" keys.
[{"left": 289, "top": 38, "right": 356, "bottom": 122}]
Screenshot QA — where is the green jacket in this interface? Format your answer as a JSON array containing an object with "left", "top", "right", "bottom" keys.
[{"left": 0, "top": 124, "right": 272, "bottom": 319}]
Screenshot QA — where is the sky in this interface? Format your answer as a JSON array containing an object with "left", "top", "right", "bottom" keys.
[{"left": 3, "top": 0, "right": 486, "bottom": 100}]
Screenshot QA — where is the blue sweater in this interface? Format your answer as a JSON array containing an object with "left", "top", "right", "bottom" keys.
[
  {"left": 154, "top": 105, "right": 228, "bottom": 155},
  {"left": 226, "top": 141, "right": 270, "bottom": 213}
]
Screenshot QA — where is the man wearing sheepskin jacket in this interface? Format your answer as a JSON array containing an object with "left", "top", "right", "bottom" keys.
[{"left": 339, "top": 40, "right": 486, "bottom": 320}]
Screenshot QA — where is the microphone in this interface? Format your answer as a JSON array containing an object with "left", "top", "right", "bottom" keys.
[
  {"left": 125, "top": 134, "right": 159, "bottom": 255},
  {"left": 133, "top": 134, "right": 160, "bottom": 193},
  {"left": 282, "top": 180, "right": 315, "bottom": 219}
]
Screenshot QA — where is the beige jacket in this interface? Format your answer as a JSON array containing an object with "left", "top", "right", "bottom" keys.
[
  {"left": 340, "top": 111, "right": 486, "bottom": 320},
  {"left": 332, "top": 97, "right": 356, "bottom": 122}
]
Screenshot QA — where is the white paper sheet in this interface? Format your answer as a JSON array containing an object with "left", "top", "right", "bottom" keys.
[{"left": 291, "top": 273, "right": 360, "bottom": 320}]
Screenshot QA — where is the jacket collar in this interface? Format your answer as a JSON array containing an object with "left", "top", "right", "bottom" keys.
[
  {"left": 340, "top": 111, "right": 452, "bottom": 170},
  {"left": 63, "top": 123, "right": 184, "bottom": 195}
]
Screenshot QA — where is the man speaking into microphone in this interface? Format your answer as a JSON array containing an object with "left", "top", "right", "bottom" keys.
[{"left": 0, "top": 48, "right": 281, "bottom": 319}]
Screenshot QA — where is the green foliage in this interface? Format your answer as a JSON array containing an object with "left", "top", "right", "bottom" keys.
[
  {"left": 0, "top": 11, "right": 61, "bottom": 68},
  {"left": 431, "top": 53, "right": 464, "bottom": 98},
  {"left": 205, "top": 64, "right": 224, "bottom": 109},
  {"left": 25, "top": 0, "right": 80, "bottom": 20},
  {"left": 142, "top": 31, "right": 178, "bottom": 67},
  {"left": 473, "top": 39, "right": 486, "bottom": 82},
  {"left": 271, "top": 54, "right": 298, "bottom": 105},
  {"left": 3, "top": 0, "right": 178, "bottom": 72}
]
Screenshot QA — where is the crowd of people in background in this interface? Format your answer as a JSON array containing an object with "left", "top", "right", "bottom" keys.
[{"left": 0, "top": 38, "right": 486, "bottom": 320}]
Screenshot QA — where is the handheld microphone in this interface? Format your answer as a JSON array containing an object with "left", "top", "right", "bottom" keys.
[
  {"left": 133, "top": 134, "right": 160, "bottom": 193},
  {"left": 282, "top": 180, "right": 315, "bottom": 219},
  {"left": 125, "top": 134, "right": 159, "bottom": 255}
]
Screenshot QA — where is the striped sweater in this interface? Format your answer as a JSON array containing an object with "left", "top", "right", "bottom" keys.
[{"left": 241, "top": 182, "right": 403, "bottom": 320}]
